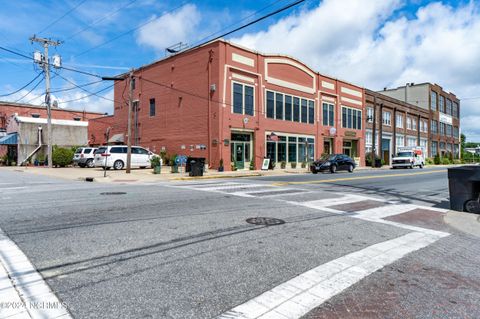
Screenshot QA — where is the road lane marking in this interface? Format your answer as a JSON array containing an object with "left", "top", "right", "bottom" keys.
[
  {"left": 0, "top": 229, "right": 72, "bottom": 319},
  {"left": 271, "top": 169, "right": 445, "bottom": 186},
  {"left": 216, "top": 231, "right": 449, "bottom": 319}
]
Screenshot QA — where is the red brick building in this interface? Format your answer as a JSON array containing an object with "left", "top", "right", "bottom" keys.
[
  {"left": 0, "top": 101, "right": 105, "bottom": 157},
  {"left": 110, "top": 40, "right": 366, "bottom": 170}
]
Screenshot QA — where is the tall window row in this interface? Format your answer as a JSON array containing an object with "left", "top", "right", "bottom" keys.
[
  {"left": 266, "top": 90, "right": 314, "bottom": 124},
  {"left": 322, "top": 103, "right": 334, "bottom": 126},
  {"left": 430, "top": 90, "right": 460, "bottom": 118},
  {"left": 342, "top": 106, "right": 362, "bottom": 130}
]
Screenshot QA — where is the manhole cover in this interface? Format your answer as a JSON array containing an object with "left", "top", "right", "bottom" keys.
[
  {"left": 100, "top": 192, "right": 127, "bottom": 195},
  {"left": 246, "top": 217, "right": 285, "bottom": 226}
]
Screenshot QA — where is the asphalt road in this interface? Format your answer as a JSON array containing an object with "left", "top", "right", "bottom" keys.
[{"left": 0, "top": 167, "right": 478, "bottom": 319}]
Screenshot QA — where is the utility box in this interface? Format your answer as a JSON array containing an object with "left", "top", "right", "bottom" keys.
[{"left": 448, "top": 166, "right": 480, "bottom": 213}]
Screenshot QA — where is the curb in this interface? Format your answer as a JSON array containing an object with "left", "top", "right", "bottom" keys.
[
  {"left": 444, "top": 210, "right": 480, "bottom": 238},
  {"left": 171, "top": 173, "right": 263, "bottom": 181}
]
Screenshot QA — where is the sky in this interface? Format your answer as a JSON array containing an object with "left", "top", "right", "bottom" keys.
[{"left": 1, "top": 0, "right": 479, "bottom": 141}]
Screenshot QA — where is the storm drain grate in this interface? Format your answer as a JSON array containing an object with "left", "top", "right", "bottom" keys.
[
  {"left": 100, "top": 192, "right": 127, "bottom": 195},
  {"left": 246, "top": 217, "right": 285, "bottom": 226}
]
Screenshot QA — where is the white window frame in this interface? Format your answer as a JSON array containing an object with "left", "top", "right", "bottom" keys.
[
  {"left": 366, "top": 107, "right": 373, "bottom": 123},
  {"left": 396, "top": 114, "right": 403, "bottom": 128},
  {"left": 382, "top": 111, "right": 391, "bottom": 126}
]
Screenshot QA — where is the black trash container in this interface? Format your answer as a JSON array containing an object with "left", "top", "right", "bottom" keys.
[
  {"left": 374, "top": 158, "right": 382, "bottom": 168},
  {"left": 187, "top": 157, "right": 205, "bottom": 177},
  {"left": 448, "top": 165, "right": 480, "bottom": 213}
]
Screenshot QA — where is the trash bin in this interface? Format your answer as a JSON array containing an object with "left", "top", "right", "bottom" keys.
[
  {"left": 375, "top": 158, "right": 382, "bottom": 168},
  {"left": 187, "top": 157, "right": 205, "bottom": 177},
  {"left": 448, "top": 165, "right": 480, "bottom": 213}
]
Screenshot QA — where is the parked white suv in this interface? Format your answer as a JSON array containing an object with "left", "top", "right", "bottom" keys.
[
  {"left": 94, "top": 145, "right": 157, "bottom": 170},
  {"left": 73, "top": 147, "right": 97, "bottom": 168}
]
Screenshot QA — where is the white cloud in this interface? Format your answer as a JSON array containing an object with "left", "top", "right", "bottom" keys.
[
  {"left": 231, "top": 0, "right": 480, "bottom": 141},
  {"left": 136, "top": 4, "right": 201, "bottom": 52}
]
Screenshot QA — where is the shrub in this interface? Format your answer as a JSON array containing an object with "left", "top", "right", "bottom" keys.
[
  {"left": 249, "top": 160, "right": 255, "bottom": 170},
  {"left": 291, "top": 162, "right": 297, "bottom": 169},
  {"left": 150, "top": 155, "right": 161, "bottom": 167},
  {"left": 441, "top": 157, "right": 451, "bottom": 165},
  {"left": 434, "top": 154, "right": 441, "bottom": 165},
  {"left": 425, "top": 157, "right": 434, "bottom": 165},
  {"left": 169, "top": 154, "right": 177, "bottom": 166},
  {"left": 160, "top": 150, "right": 167, "bottom": 164},
  {"left": 52, "top": 147, "right": 74, "bottom": 167},
  {"left": 453, "top": 159, "right": 462, "bottom": 164}
]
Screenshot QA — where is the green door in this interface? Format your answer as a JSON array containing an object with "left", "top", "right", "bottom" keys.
[{"left": 234, "top": 143, "right": 245, "bottom": 169}]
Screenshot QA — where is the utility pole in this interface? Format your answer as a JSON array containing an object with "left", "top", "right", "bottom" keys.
[
  {"left": 30, "top": 35, "right": 61, "bottom": 169},
  {"left": 126, "top": 70, "right": 134, "bottom": 173}
]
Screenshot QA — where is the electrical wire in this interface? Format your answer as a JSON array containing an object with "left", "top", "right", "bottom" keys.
[
  {"left": 190, "top": 0, "right": 286, "bottom": 48},
  {"left": 0, "top": 73, "right": 43, "bottom": 97},
  {"left": 74, "top": 1, "right": 189, "bottom": 57},
  {"left": 37, "top": 0, "right": 88, "bottom": 34},
  {"left": 53, "top": 70, "right": 120, "bottom": 104},
  {"left": 65, "top": 0, "right": 139, "bottom": 41},
  {"left": 14, "top": 72, "right": 45, "bottom": 103},
  {"left": 0, "top": 45, "right": 103, "bottom": 79},
  {"left": 57, "top": 83, "right": 114, "bottom": 104}
]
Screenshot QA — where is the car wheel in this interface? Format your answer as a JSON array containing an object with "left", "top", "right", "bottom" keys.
[
  {"left": 330, "top": 165, "right": 337, "bottom": 173},
  {"left": 410, "top": 164, "right": 414, "bottom": 169},
  {"left": 348, "top": 164, "right": 354, "bottom": 173},
  {"left": 464, "top": 199, "right": 480, "bottom": 214},
  {"left": 86, "top": 159, "right": 94, "bottom": 168},
  {"left": 311, "top": 170, "right": 318, "bottom": 174},
  {"left": 113, "top": 160, "right": 124, "bottom": 170},
  {"left": 139, "top": 166, "right": 147, "bottom": 169},
  {"left": 419, "top": 164, "right": 423, "bottom": 169}
]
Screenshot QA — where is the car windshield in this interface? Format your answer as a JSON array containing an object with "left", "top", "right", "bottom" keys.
[
  {"left": 397, "top": 152, "right": 413, "bottom": 157},
  {"left": 320, "top": 154, "right": 336, "bottom": 161}
]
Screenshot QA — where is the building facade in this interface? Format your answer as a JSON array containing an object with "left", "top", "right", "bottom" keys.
[
  {"left": 365, "top": 90, "right": 430, "bottom": 165},
  {"left": 110, "top": 40, "right": 366, "bottom": 170},
  {"left": 379, "top": 83, "right": 461, "bottom": 158},
  {"left": 0, "top": 101, "right": 104, "bottom": 160}
]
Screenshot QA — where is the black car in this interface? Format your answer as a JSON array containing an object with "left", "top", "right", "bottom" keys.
[{"left": 310, "top": 154, "right": 356, "bottom": 174}]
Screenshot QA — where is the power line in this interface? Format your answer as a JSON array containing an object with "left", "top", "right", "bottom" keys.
[
  {"left": 37, "top": 0, "right": 88, "bottom": 34},
  {"left": 65, "top": 0, "right": 139, "bottom": 41},
  {"left": 0, "top": 45, "right": 103, "bottom": 78},
  {"left": 74, "top": 1, "right": 189, "bottom": 57},
  {"left": 0, "top": 73, "right": 43, "bottom": 97},
  {"left": 53, "top": 70, "right": 119, "bottom": 104},
  {"left": 14, "top": 72, "right": 45, "bottom": 103},
  {"left": 57, "top": 83, "right": 114, "bottom": 104},
  {"left": 190, "top": 0, "right": 286, "bottom": 48}
]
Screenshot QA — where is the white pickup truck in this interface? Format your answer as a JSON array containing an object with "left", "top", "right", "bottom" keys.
[{"left": 392, "top": 147, "right": 425, "bottom": 169}]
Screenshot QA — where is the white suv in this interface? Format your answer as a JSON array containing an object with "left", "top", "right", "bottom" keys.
[
  {"left": 73, "top": 147, "right": 97, "bottom": 168},
  {"left": 94, "top": 145, "right": 157, "bottom": 170}
]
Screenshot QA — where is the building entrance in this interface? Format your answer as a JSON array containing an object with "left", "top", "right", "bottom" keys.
[{"left": 231, "top": 132, "right": 252, "bottom": 170}]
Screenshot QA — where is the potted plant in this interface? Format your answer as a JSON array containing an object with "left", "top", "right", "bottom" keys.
[
  {"left": 218, "top": 158, "right": 224, "bottom": 172},
  {"left": 231, "top": 162, "right": 237, "bottom": 171},
  {"left": 150, "top": 155, "right": 162, "bottom": 174},
  {"left": 301, "top": 161, "right": 307, "bottom": 168},
  {"left": 290, "top": 162, "right": 297, "bottom": 169},
  {"left": 249, "top": 160, "right": 255, "bottom": 170},
  {"left": 280, "top": 161, "right": 286, "bottom": 169}
]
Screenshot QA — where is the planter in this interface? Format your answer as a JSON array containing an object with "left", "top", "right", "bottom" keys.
[
  {"left": 218, "top": 166, "right": 224, "bottom": 172},
  {"left": 153, "top": 165, "right": 161, "bottom": 174},
  {"left": 171, "top": 165, "right": 178, "bottom": 173}
]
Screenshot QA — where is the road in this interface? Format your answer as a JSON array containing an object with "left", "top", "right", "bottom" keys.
[{"left": 0, "top": 167, "right": 478, "bottom": 319}]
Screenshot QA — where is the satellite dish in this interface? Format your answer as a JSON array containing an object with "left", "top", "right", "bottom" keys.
[{"left": 329, "top": 127, "right": 336, "bottom": 136}]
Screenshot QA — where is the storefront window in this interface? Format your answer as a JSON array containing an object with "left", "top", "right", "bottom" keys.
[
  {"left": 266, "top": 141, "right": 276, "bottom": 162},
  {"left": 288, "top": 137, "right": 297, "bottom": 162}
]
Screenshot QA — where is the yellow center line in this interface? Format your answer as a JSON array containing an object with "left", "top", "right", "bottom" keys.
[{"left": 271, "top": 170, "right": 446, "bottom": 186}]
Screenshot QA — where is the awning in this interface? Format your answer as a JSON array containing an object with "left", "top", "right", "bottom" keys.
[
  {"left": 108, "top": 133, "right": 124, "bottom": 143},
  {"left": 0, "top": 133, "right": 18, "bottom": 145}
]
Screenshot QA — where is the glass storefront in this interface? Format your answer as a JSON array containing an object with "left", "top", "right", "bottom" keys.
[
  {"left": 266, "top": 133, "right": 314, "bottom": 164},
  {"left": 231, "top": 133, "right": 252, "bottom": 169}
]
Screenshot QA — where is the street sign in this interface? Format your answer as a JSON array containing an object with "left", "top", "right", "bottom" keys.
[{"left": 175, "top": 155, "right": 187, "bottom": 165}]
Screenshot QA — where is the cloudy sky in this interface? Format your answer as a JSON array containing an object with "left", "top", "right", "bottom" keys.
[{"left": 1, "top": 0, "right": 479, "bottom": 140}]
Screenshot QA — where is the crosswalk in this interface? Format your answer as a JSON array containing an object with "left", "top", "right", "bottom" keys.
[{"left": 172, "top": 180, "right": 451, "bottom": 319}]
